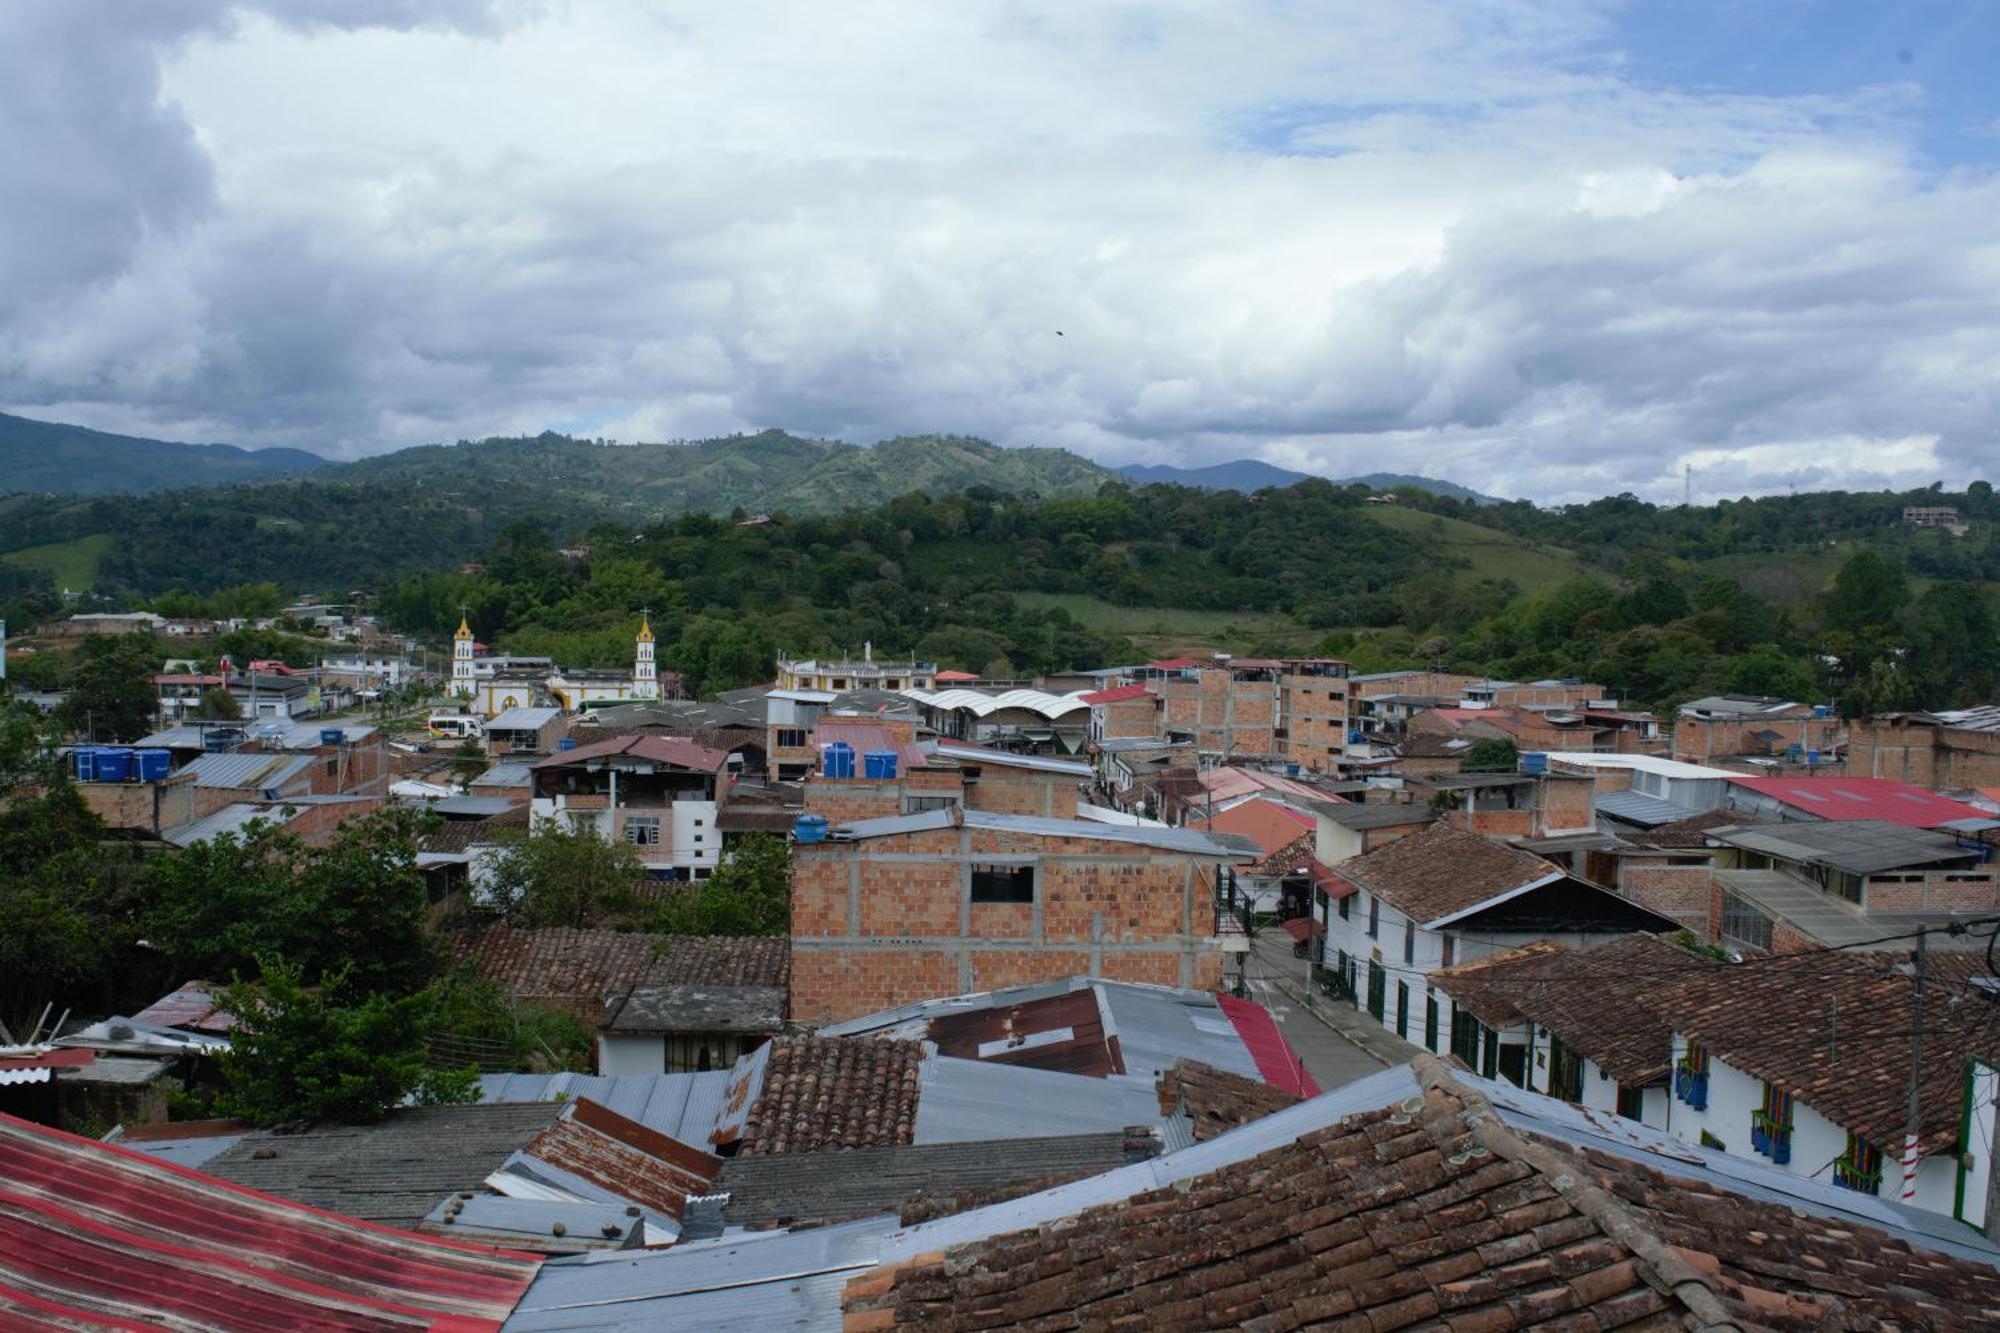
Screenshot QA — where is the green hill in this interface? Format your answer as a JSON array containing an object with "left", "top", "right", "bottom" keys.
[
  {"left": 331, "top": 430, "right": 1110, "bottom": 520},
  {"left": 0, "top": 411, "right": 327, "bottom": 495}
]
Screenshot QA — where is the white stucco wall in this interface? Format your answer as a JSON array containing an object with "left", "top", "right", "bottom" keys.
[
  {"left": 1960, "top": 1061, "right": 1996, "bottom": 1231},
  {"left": 598, "top": 1033, "right": 665, "bottom": 1076}
]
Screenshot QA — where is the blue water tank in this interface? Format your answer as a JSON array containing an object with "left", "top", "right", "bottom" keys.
[
  {"left": 1286, "top": 763, "right": 1302, "bottom": 777},
  {"left": 136, "top": 748, "right": 172, "bottom": 782},
  {"left": 1519, "top": 751, "right": 1548, "bottom": 776},
  {"left": 1811, "top": 705, "right": 1833, "bottom": 719},
  {"left": 95, "top": 748, "right": 132, "bottom": 782},
  {"left": 1807, "top": 748, "right": 1821, "bottom": 765},
  {"left": 558, "top": 737, "right": 577, "bottom": 751},
  {"left": 822, "top": 741, "right": 855, "bottom": 779},
  {"left": 863, "top": 749, "right": 899, "bottom": 780},
  {"left": 71, "top": 747, "right": 99, "bottom": 782},
  {"left": 319, "top": 728, "right": 345, "bottom": 746},
  {"left": 793, "top": 814, "right": 829, "bottom": 844},
  {"left": 1347, "top": 730, "right": 1364, "bottom": 744}
]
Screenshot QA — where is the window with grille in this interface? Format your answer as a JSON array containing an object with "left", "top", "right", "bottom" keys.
[
  {"left": 971, "top": 863, "right": 1035, "bottom": 904},
  {"left": 1719, "top": 890, "right": 1772, "bottom": 951},
  {"left": 625, "top": 817, "right": 661, "bottom": 846}
]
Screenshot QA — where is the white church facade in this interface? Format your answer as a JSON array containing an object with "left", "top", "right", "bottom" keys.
[{"left": 446, "top": 614, "right": 663, "bottom": 718}]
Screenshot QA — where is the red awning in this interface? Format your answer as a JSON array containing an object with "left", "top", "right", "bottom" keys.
[
  {"left": 1280, "top": 917, "right": 1325, "bottom": 941},
  {"left": 1310, "top": 862, "right": 1360, "bottom": 900},
  {"left": 1215, "top": 994, "right": 1320, "bottom": 1098}
]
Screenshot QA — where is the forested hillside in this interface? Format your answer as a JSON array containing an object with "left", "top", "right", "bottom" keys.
[{"left": 0, "top": 412, "right": 326, "bottom": 495}]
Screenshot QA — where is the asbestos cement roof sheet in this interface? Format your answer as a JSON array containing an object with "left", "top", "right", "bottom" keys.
[
  {"left": 831, "top": 806, "right": 1258, "bottom": 858},
  {"left": 177, "top": 750, "right": 315, "bottom": 791},
  {"left": 161, "top": 802, "right": 281, "bottom": 847},
  {"left": 1594, "top": 789, "right": 1702, "bottom": 828},
  {"left": 913, "top": 1058, "right": 1162, "bottom": 1144}
]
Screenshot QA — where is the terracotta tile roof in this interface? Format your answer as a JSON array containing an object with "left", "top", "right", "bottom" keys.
[
  {"left": 846, "top": 1059, "right": 2000, "bottom": 1331},
  {"left": 1660, "top": 949, "right": 2000, "bottom": 1153},
  {"left": 452, "top": 928, "right": 789, "bottom": 1023},
  {"left": 531, "top": 732, "right": 728, "bottom": 773},
  {"left": 1158, "top": 1059, "right": 1301, "bottom": 1141},
  {"left": 1195, "top": 796, "right": 1316, "bottom": 858},
  {"left": 1616, "top": 808, "right": 1745, "bottom": 849},
  {"left": 737, "top": 1037, "right": 926, "bottom": 1156},
  {"left": 1430, "top": 934, "right": 1721, "bottom": 1085},
  {"left": 1338, "top": 820, "right": 1564, "bottom": 924},
  {"left": 420, "top": 806, "right": 528, "bottom": 854},
  {"left": 1246, "top": 830, "right": 1318, "bottom": 878},
  {"left": 1394, "top": 729, "right": 1475, "bottom": 759}
]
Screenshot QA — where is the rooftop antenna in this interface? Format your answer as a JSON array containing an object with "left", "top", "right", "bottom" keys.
[{"left": 1683, "top": 463, "right": 1692, "bottom": 508}]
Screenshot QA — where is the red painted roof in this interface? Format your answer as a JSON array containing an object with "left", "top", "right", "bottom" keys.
[
  {"left": 1312, "top": 863, "right": 1361, "bottom": 900},
  {"left": 1727, "top": 776, "right": 1992, "bottom": 829},
  {"left": 934, "top": 670, "right": 981, "bottom": 681},
  {"left": 1194, "top": 798, "right": 1316, "bottom": 857},
  {"left": 0, "top": 1112, "right": 540, "bottom": 1330},
  {"left": 1146, "top": 657, "right": 1204, "bottom": 670},
  {"left": 1214, "top": 994, "right": 1320, "bottom": 1098},
  {"left": 131, "top": 981, "right": 237, "bottom": 1034},
  {"left": 0, "top": 1049, "right": 93, "bottom": 1079},
  {"left": 533, "top": 733, "right": 729, "bottom": 773},
  {"left": 1079, "top": 683, "right": 1154, "bottom": 706}
]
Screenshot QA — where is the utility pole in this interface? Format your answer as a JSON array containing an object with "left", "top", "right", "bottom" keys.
[
  {"left": 1683, "top": 463, "right": 1692, "bottom": 508},
  {"left": 1901, "top": 930, "right": 1927, "bottom": 1203}
]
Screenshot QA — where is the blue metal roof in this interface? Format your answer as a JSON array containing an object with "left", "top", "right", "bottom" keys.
[{"left": 476, "top": 1072, "right": 732, "bottom": 1145}]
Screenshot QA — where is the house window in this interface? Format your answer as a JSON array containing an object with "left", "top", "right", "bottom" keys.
[
  {"left": 1752, "top": 1082, "right": 1794, "bottom": 1165},
  {"left": 1719, "top": 891, "right": 1773, "bottom": 952},
  {"left": 1674, "top": 1042, "right": 1710, "bottom": 1111},
  {"left": 693, "top": 834, "right": 703, "bottom": 844},
  {"left": 1835, "top": 1132, "right": 1882, "bottom": 1194},
  {"left": 1337, "top": 893, "right": 1351, "bottom": 921},
  {"left": 959, "top": 766, "right": 982, "bottom": 784},
  {"left": 831, "top": 679, "right": 847, "bottom": 690},
  {"left": 1424, "top": 992, "right": 1439, "bottom": 1051},
  {"left": 1367, "top": 896, "right": 1379, "bottom": 939},
  {"left": 1440, "top": 934, "right": 1455, "bottom": 967},
  {"left": 1450, "top": 1009, "right": 1484, "bottom": 1070},
  {"left": 625, "top": 817, "right": 661, "bottom": 846},
  {"left": 1615, "top": 1085, "right": 1644, "bottom": 1122},
  {"left": 1403, "top": 921, "right": 1415, "bottom": 966},
  {"left": 776, "top": 728, "right": 807, "bottom": 748},
  {"left": 971, "top": 863, "right": 1035, "bottom": 904},
  {"left": 904, "top": 794, "right": 960, "bottom": 814}
]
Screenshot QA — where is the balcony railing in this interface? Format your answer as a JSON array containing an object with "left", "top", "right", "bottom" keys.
[
  {"left": 1749, "top": 1111, "right": 1792, "bottom": 1165},
  {"left": 1673, "top": 1062, "right": 1708, "bottom": 1111},
  {"left": 1832, "top": 1154, "right": 1881, "bottom": 1195}
]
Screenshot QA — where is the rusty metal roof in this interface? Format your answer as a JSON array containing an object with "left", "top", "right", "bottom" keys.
[
  {"left": 504, "top": 1098, "right": 722, "bottom": 1224},
  {"left": 0, "top": 1111, "right": 540, "bottom": 1330},
  {"left": 925, "top": 988, "right": 1120, "bottom": 1078}
]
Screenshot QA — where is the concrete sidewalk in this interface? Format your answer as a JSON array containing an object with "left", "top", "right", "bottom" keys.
[{"left": 1240, "top": 930, "right": 1425, "bottom": 1079}]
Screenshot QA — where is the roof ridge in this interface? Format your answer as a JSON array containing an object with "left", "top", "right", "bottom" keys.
[{"left": 1410, "top": 1054, "right": 1744, "bottom": 1331}]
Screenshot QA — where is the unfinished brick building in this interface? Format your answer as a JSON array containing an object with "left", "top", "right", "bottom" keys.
[{"left": 790, "top": 807, "right": 1257, "bottom": 1024}]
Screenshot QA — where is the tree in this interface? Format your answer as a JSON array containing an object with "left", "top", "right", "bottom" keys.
[
  {"left": 1458, "top": 738, "right": 1520, "bottom": 774},
  {"left": 650, "top": 833, "right": 791, "bottom": 936},
  {"left": 143, "top": 807, "right": 439, "bottom": 996},
  {"left": 192, "top": 687, "right": 241, "bottom": 720},
  {"left": 1825, "top": 549, "right": 1910, "bottom": 635},
  {"left": 215, "top": 961, "right": 477, "bottom": 1126},
  {"left": 451, "top": 738, "right": 487, "bottom": 790},
  {"left": 484, "top": 825, "right": 650, "bottom": 929},
  {"left": 57, "top": 634, "right": 159, "bottom": 742}
]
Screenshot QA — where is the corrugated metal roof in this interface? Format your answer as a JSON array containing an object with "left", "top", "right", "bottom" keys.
[
  {"left": 504, "top": 1216, "right": 895, "bottom": 1332},
  {"left": 1714, "top": 869, "right": 1991, "bottom": 950},
  {"left": 0, "top": 1112, "right": 541, "bottom": 1330},
  {"left": 476, "top": 1072, "right": 733, "bottom": 1146},
  {"left": 1729, "top": 775, "right": 1995, "bottom": 829},
  {"left": 828, "top": 806, "right": 1258, "bottom": 858},
  {"left": 435, "top": 795, "right": 524, "bottom": 817},
  {"left": 488, "top": 707, "right": 562, "bottom": 731},
  {"left": 177, "top": 750, "right": 315, "bottom": 791},
  {"left": 162, "top": 802, "right": 283, "bottom": 847},
  {"left": 901, "top": 687, "right": 1092, "bottom": 719},
  {"left": 1711, "top": 819, "right": 1980, "bottom": 875},
  {"left": 915, "top": 1058, "right": 1161, "bottom": 1144},
  {"left": 473, "top": 762, "right": 537, "bottom": 788},
  {"left": 930, "top": 742, "right": 1093, "bottom": 776},
  {"left": 1594, "top": 789, "right": 1701, "bottom": 828}
]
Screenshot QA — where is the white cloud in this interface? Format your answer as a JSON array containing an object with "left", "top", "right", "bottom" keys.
[{"left": 0, "top": 0, "right": 1994, "bottom": 503}]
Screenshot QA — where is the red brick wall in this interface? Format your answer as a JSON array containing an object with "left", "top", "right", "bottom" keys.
[
  {"left": 1098, "top": 697, "right": 1159, "bottom": 740},
  {"left": 1618, "top": 864, "right": 1715, "bottom": 935},
  {"left": 1536, "top": 776, "right": 1595, "bottom": 834},
  {"left": 790, "top": 826, "right": 1229, "bottom": 1024},
  {"left": 1155, "top": 670, "right": 1278, "bottom": 759},
  {"left": 1848, "top": 717, "right": 2000, "bottom": 789},
  {"left": 962, "top": 766, "right": 1077, "bottom": 817},
  {"left": 1864, "top": 871, "right": 2000, "bottom": 913},
  {"left": 1672, "top": 715, "right": 1841, "bottom": 763},
  {"left": 804, "top": 779, "right": 909, "bottom": 823},
  {"left": 77, "top": 776, "right": 197, "bottom": 835}
]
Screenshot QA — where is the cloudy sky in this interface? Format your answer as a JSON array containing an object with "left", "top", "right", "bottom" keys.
[{"left": 2, "top": 1, "right": 1995, "bottom": 503}]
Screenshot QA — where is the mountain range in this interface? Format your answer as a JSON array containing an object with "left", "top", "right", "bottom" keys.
[
  {"left": 1113, "top": 460, "right": 1500, "bottom": 504},
  {"left": 0, "top": 412, "right": 328, "bottom": 494},
  {"left": 0, "top": 410, "right": 1497, "bottom": 507}
]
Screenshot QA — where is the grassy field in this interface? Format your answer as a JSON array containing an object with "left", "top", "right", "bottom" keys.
[
  {"left": 1015, "top": 592, "right": 1320, "bottom": 656},
  {"left": 1, "top": 533, "right": 114, "bottom": 591},
  {"left": 1359, "top": 506, "right": 1606, "bottom": 594}
]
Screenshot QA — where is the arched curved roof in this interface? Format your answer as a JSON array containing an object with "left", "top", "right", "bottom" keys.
[{"left": 901, "top": 688, "right": 1092, "bottom": 719}]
